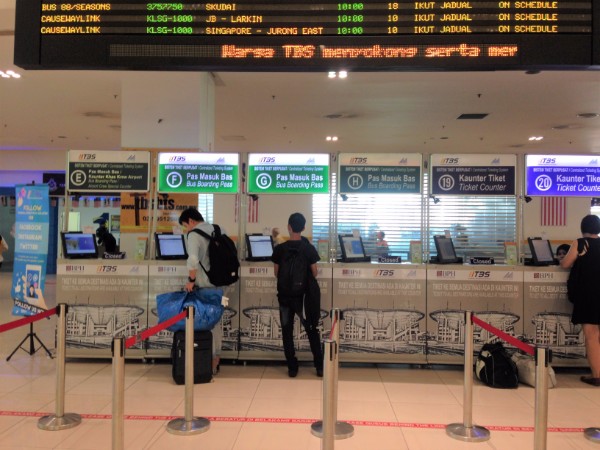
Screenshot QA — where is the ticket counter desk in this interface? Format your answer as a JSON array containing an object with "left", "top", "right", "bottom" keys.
[
  {"left": 57, "top": 259, "right": 148, "bottom": 359},
  {"left": 523, "top": 265, "right": 585, "bottom": 367},
  {"left": 332, "top": 262, "right": 427, "bottom": 364},
  {"left": 426, "top": 264, "right": 524, "bottom": 365},
  {"left": 237, "top": 261, "right": 333, "bottom": 362}
]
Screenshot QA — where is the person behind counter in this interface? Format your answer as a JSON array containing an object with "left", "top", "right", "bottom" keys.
[
  {"left": 375, "top": 230, "right": 389, "bottom": 256},
  {"left": 271, "top": 227, "right": 285, "bottom": 246},
  {"left": 0, "top": 233, "right": 8, "bottom": 269},
  {"left": 556, "top": 243, "right": 570, "bottom": 261},
  {"left": 560, "top": 215, "right": 600, "bottom": 386}
]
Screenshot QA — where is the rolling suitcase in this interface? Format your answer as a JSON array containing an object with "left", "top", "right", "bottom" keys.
[{"left": 171, "top": 330, "right": 212, "bottom": 384}]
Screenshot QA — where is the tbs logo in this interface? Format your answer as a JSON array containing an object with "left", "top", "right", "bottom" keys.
[
  {"left": 538, "top": 158, "right": 556, "bottom": 165},
  {"left": 169, "top": 156, "right": 185, "bottom": 163},
  {"left": 441, "top": 158, "right": 459, "bottom": 165},
  {"left": 79, "top": 153, "right": 96, "bottom": 160},
  {"left": 374, "top": 269, "right": 394, "bottom": 277},
  {"left": 469, "top": 271, "right": 490, "bottom": 279},
  {"left": 350, "top": 157, "right": 368, "bottom": 164},
  {"left": 97, "top": 265, "right": 117, "bottom": 273},
  {"left": 259, "top": 157, "right": 275, "bottom": 163}
]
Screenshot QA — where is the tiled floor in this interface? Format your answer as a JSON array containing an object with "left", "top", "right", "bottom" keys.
[{"left": 0, "top": 273, "right": 599, "bottom": 449}]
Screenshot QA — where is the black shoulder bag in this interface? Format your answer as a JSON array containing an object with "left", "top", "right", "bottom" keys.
[{"left": 567, "top": 238, "right": 589, "bottom": 304}]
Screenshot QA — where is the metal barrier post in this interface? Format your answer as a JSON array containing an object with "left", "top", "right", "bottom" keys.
[
  {"left": 112, "top": 337, "right": 125, "bottom": 450},
  {"left": 534, "top": 346, "right": 550, "bottom": 450},
  {"left": 38, "top": 303, "right": 82, "bottom": 431},
  {"left": 167, "top": 305, "right": 210, "bottom": 435},
  {"left": 311, "top": 309, "right": 354, "bottom": 440},
  {"left": 446, "top": 311, "right": 490, "bottom": 442},
  {"left": 320, "top": 339, "right": 335, "bottom": 450}
]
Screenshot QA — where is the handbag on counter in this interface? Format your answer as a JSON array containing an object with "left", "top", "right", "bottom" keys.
[{"left": 156, "top": 288, "right": 224, "bottom": 332}]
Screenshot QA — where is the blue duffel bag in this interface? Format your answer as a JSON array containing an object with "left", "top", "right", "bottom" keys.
[{"left": 156, "top": 288, "right": 224, "bottom": 332}]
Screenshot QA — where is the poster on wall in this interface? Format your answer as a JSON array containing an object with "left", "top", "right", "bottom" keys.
[
  {"left": 247, "top": 153, "right": 329, "bottom": 194},
  {"left": 338, "top": 153, "right": 421, "bottom": 194},
  {"left": 526, "top": 154, "right": 600, "bottom": 196},
  {"left": 119, "top": 192, "right": 198, "bottom": 233},
  {"left": 157, "top": 152, "right": 239, "bottom": 194},
  {"left": 67, "top": 150, "right": 150, "bottom": 192},
  {"left": 11, "top": 184, "right": 50, "bottom": 316},
  {"left": 430, "top": 154, "right": 516, "bottom": 196}
]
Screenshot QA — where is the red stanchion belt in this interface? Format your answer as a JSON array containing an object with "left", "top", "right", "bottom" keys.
[
  {"left": 329, "top": 315, "right": 338, "bottom": 341},
  {"left": 0, "top": 307, "right": 57, "bottom": 334},
  {"left": 472, "top": 314, "right": 535, "bottom": 356},
  {"left": 125, "top": 310, "right": 188, "bottom": 349}
]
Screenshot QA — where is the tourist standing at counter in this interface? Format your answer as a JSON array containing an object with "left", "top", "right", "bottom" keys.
[
  {"left": 272, "top": 227, "right": 285, "bottom": 246},
  {"left": 178, "top": 207, "right": 223, "bottom": 375},
  {"left": 561, "top": 214, "right": 600, "bottom": 386},
  {"left": 272, "top": 213, "right": 323, "bottom": 378},
  {"left": 556, "top": 243, "right": 570, "bottom": 261}
]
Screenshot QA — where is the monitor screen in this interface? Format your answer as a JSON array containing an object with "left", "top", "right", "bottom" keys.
[
  {"left": 528, "top": 238, "right": 556, "bottom": 265},
  {"left": 338, "top": 234, "right": 367, "bottom": 262},
  {"left": 155, "top": 233, "right": 187, "bottom": 260},
  {"left": 61, "top": 232, "right": 98, "bottom": 259},
  {"left": 433, "top": 235, "right": 459, "bottom": 264},
  {"left": 246, "top": 234, "right": 274, "bottom": 261}
]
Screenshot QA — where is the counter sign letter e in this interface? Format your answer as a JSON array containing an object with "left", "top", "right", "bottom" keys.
[{"left": 70, "top": 170, "right": 87, "bottom": 187}]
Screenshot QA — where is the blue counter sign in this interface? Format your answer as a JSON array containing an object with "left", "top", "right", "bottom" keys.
[{"left": 526, "top": 155, "right": 600, "bottom": 197}]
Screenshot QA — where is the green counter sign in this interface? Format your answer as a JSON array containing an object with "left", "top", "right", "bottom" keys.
[
  {"left": 248, "top": 154, "right": 329, "bottom": 194},
  {"left": 157, "top": 153, "right": 239, "bottom": 194}
]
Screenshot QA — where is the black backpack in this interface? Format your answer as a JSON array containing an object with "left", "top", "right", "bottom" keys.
[
  {"left": 277, "top": 240, "right": 310, "bottom": 298},
  {"left": 475, "top": 342, "right": 518, "bottom": 389},
  {"left": 188, "top": 225, "right": 240, "bottom": 286}
]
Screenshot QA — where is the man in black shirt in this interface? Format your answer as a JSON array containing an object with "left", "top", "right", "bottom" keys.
[{"left": 271, "top": 213, "right": 323, "bottom": 377}]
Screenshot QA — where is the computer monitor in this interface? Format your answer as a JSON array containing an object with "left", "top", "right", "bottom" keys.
[
  {"left": 528, "top": 237, "right": 557, "bottom": 266},
  {"left": 155, "top": 233, "right": 188, "bottom": 260},
  {"left": 433, "top": 235, "right": 459, "bottom": 264},
  {"left": 245, "top": 234, "right": 274, "bottom": 261},
  {"left": 61, "top": 232, "right": 98, "bottom": 259},
  {"left": 338, "top": 234, "right": 368, "bottom": 262}
]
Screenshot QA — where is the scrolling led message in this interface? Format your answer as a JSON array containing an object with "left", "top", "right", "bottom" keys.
[{"left": 14, "top": 0, "right": 594, "bottom": 70}]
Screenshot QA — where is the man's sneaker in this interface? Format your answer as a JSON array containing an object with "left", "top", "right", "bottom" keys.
[
  {"left": 316, "top": 367, "right": 323, "bottom": 377},
  {"left": 288, "top": 367, "right": 299, "bottom": 378}
]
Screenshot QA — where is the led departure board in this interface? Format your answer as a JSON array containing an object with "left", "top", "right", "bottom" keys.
[{"left": 15, "top": 1, "right": 595, "bottom": 70}]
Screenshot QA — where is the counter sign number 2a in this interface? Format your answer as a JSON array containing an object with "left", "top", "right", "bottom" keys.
[{"left": 70, "top": 170, "right": 87, "bottom": 187}]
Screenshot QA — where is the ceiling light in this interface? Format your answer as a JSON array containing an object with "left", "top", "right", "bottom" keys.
[
  {"left": 328, "top": 71, "right": 336, "bottom": 78},
  {"left": 326, "top": 136, "right": 338, "bottom": 142},
  {"left": 338, "top": 71, "right": 348, "bottom": 79},
  {"left": 528, "top": 136, "right": 544, "bottom": 141},
  {"left": 327, "top": 71, "right": 348, "bottom": 79}
]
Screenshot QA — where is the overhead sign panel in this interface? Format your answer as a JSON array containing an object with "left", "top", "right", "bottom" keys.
[
  {"left": 338, "top": 153, "right": 421, "bottom": 194},
  {"left": 67, "top": 150, "right": 150, "bottom": 192},
  {"left": 248, "top": 153, "right": 329, "bottom": 194},
  {"left": 157, "top": 152, "right": 239, "bottom": 194},
  {"left": 525, "top": 154, "right": 600, "bottom": 196},
  {"left": 430, "top": 154, "right": 516, "bottom": 195}
]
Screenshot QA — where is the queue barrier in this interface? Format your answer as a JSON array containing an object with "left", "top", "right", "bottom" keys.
[
  {"left": 447, "top": 311, "right": 552, "bottom": 450},
  {"left": 311, "top": 308, "right": 354, "bottom": 449},
  {"left": 112, "top": 305, "right": 208, "bottom": 449}
]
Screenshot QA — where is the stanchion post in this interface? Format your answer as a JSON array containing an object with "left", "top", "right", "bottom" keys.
[
  {"left": 167, "top": 305, "right": 210, "bottom": 435},
  {"left": 446, "top": 311, "right": 490, "bottom": 442},
  {"left": 311, "top": 309, "right": 354, "bottom": 440},
  {"left": 112, "top": 337, "right": 125, "bottom": 450},
  {"left": 534, "top": 346, "right": 550, "bottom": 450},
  {"left": 322, "top": 338, "right": 335, "bottom": 450},
  {"left": 38, "top": 304, "right": 82, "bottom": 431}
]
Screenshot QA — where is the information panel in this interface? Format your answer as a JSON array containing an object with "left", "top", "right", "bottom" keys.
[
  {"left": 157, "top": 152, "right": 239, "bottom": 193},
  {"left": 525, "top": 154, "right": 600, "bottom": 196},
  {"left": 14, "top": 1, "right": 594, "bottom": 70},
  {"left": 338, "top": 153, "right": 421, "bottom": 194},
  {"left": 247, "top": 153, "right": 329, "bottom": 194},
  {"left": 430, "top": 153, "right": 516, "bottom": 195},
  {"left": 67, "top": 150, "right": 150, "bottom": 192}
]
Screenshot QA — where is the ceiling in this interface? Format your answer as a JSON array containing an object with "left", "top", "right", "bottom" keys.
[{"left": 2, "top": 0, "right": 600, "bottom": 156}]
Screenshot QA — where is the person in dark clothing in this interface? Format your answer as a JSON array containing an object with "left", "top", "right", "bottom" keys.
[
  {"left": 271, "top": 212, "right": 323, "bottom": 378},
  {"left": 560, "top": 215, "right": 600, "bottom": 386}
]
